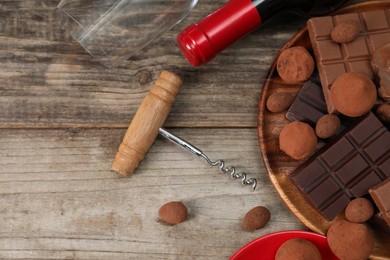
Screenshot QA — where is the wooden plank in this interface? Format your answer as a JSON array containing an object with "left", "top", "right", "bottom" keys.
[
  {"left": 0, "top": 0, "right": 306, "bottom": 128},
  {"left": 0, "top": 127, "right": 304, "bottom": 259}
]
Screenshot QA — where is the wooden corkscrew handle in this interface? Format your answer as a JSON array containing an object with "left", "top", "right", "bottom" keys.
[{"left": 112, "top": 70, "right": 182, "bottom": 176}]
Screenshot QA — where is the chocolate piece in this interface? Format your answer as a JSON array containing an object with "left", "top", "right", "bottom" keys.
[
  {"left": 277, "top": 46, "right": 315, "bottom": 84},
  {"left": 331, "top": 20, "right": 360, "bottom": 43},
  {"left": 330, "top": 72, "right": 377, "bottom": 117},
  {"left": 286, "top": 79, "right": 327, "bottom": 126},
  {"left": 376, "top": 104, "right": 390, "bottom": 125},
  {"left": 315, "top": 114, "right": 341, "bottom": 139},
  {"left": 308, "top": 10, "right": 390, "bottom": 113},
  {"left": 372, "top": 42, "right": 390, "bottom": 101},
  {"left": 369, "top": 179, "right": 390, "bottom": 227},
  {"left": 279, "top": 121, "right": 317, "bottom": 160},
  {"left": 327, "top": 220, "right": 374, "bottom": 260},
  {"left": 370, "top": 212, "right": 390, "bottom": 234},
  {"left": 289, "top": 112, "right": 390, "bottom": 220},
  {"left": 266, "top": 92, "right": 296, "bottom": 113},
  {"left": 345, "top": 198, "right": 374, "bottom": 223},
  {"left": 286, "top": 78, "right": 356, "bottom": 135},
  {"left": 275, "top": 238, "right": 321, "bottom": 260},
  {"left": 158, "top": 201, "right": 188, "bottom": 225},
  {"left": 242, "top": 206, "right": 271, "bottom": 232}
]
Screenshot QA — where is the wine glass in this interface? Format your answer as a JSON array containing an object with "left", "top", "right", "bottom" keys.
[{"left": 57, "top": 0, "right": 198, "bottom": 68}]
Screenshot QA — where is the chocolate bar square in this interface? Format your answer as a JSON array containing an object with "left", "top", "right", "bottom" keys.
[
  {"left": 289, "top": 112, "right": 390, "bottom": 220},
  {"left": 308, "top": 10, "right": 390, "bottom": 113},
  {"left": 369, "top": 179, "right": 390, "bottom": 227}
]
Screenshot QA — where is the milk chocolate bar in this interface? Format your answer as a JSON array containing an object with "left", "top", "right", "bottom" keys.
[
  {"left": 372, "top": 42, "right": 390, "bottom": 101},
  {"left": 289, "top": 112, "right": 390, "bottom": 220},
  {"left": 369, "top": 179, "right": 390, "bottom": 227},
  {"left": 308, "top": 9, "right": 390, "bottom": 112}
]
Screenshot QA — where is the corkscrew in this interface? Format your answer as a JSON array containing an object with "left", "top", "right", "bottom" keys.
[
  {"left": 158, "top": 128, "right": 257, "bottom": 190},
  {"left": 112, "top": 70, "right": 257, "bottom": 191}
]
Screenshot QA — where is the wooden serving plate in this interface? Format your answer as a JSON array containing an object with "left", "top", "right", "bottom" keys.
[{"left": 257, "top": 1, "right": 390, "bottom": 259}]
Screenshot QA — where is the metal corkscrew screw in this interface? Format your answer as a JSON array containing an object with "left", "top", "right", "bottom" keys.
[{"left": 158, "top": 128, "right": 258, "bottom": 190}]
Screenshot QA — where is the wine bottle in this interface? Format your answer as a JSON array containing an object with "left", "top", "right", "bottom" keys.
[{"left": 177, "top": 0, "right": 350, "bottom": 66}]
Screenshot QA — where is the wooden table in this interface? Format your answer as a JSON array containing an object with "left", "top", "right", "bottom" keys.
[{"left": 0, "top": 1, "right": 331, "bottom": 259}]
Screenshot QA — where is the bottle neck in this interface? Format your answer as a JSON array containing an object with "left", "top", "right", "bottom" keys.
[
  {"left": 177, "top": 0, "right": 263, "bottom": 66},
  {"left": 177, "top": 0, "right": 341, "bottom": 66}
]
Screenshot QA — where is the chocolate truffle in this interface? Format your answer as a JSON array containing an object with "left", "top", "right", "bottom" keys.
[
  {"left": 345, "top": 198, "right": 374, "bottom": 223},
  {"left": 158, "top": 201, "right": 188, "bottom": 225},
  {"left": 330, "top": 72, "right": 377, "bottom": 117},
  {"left": 327, "top": 220, "right": 374, "bottom": 260},
  {"left": 331, "top": 20, "right": 360, "bottom": 43},
  {"left": 275, "top": 238, "right": 321, "bottom": 260},
  {"left": 376, "top": 104, "right": 390, "bottom": 124},
  {"left": 315, "top": 114, "right": 341, "bottom": 139},
  {"left": 277, "top": 46, "right": 315, "bottom": 84},
  {"left": 279, "top": 121, "right": 317, "bottom": 160},
  {"left": 266, "top": 92, "right": 296, "bottom": 113},
  {"left": 242, "top": 206, "right": 271, "bottom": 232}
]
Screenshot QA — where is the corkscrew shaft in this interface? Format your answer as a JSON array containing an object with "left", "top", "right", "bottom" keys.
[{"left": 158, "top": 128, "right": 257, "bottom": 190}]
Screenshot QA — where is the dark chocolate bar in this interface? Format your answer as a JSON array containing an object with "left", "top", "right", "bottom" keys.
[
  {"left": 369, "top": 178, "right": 390, "bottom": 227},
  {"left": 286, "top": 78, "right": 327, "bottom": 127},
  {"left": 308, "top": 9, "right": 390, "bottom": 112},
  {"left": 289, "top": 112, "right": 390, "bottom": 220}
]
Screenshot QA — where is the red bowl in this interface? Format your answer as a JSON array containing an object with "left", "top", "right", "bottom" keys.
[{"left": 230, "top": 230, "right": 339, "bottom": 260}]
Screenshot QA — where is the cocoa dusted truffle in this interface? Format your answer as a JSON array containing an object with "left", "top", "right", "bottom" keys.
[
  {"left": 330, "top": 72, "right": 377, "bottom": 117},
  {"left": 275, "top": 238, "right": 321, "bottom": 260},
  {"left": 279, "top": 121, "right": 317, "bottom": 160},
  {"left": 277, "top": 46, "right": 315, "bottom": 84},
  {"left": 331, "top": 20, "right": 360, "bottom": 43},
  {"left": 327, "top": 220, "right": 374, "bottom": 260},
  {"left": 242, "top": 206, "right": 271, "bottom": 232},
  {"left": 315, "top": 114, "right": 341, "bottom": 139},
  {"left": 158, "top": 201, "right": 188, "bottom": 225},
  {"left": 266, "top": 92, "right": 296, "bottom": 113},
  {"left": 345, "top": 198, "right": 374, "bottom": 223}
]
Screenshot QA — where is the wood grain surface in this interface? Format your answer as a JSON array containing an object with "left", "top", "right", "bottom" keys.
[{"left": 0, "top": 0, "right": 373, "bottom": 259}]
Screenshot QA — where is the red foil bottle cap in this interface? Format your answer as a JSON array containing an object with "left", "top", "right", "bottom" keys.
[
  {"left": 177, "top": 0, "right": 262, "bottom": 66},
  {"left": 177, "top": 24, "right": 215, "bottom": 67}
]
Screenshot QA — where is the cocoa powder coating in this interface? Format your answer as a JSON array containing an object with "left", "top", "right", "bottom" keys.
[
  {"left": 279, "top": 121, "right": 317, "bottom": 160},
  {"left": 242, "top": 206, "right": 271, "bottom": 232},
  {"left": 158, "top": 201, "right": 188, "bottom": 225},
  {"left": 315, "top": 114, "right": 341, "bottom": 139},
  {"left": 277, "top": 46, "right": 315, "bottom": 84},
  {"left": 345, "top": 198, "right": 374, "bottom": 223},
  {"left": 331, "top": 20, "right": 360, "bottom": 43},
  {"left": 266, "top": 92, "right": 296, "bottom": 113},
  {"left": 330, "top": 72, "right": 377, "bottom": 117},
  {"left": 327, "top": 220, "right": 374, "bottom": 260},
  {"left": 275, "top": 238, "right": 322, "bottom": 260}
]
